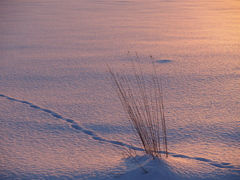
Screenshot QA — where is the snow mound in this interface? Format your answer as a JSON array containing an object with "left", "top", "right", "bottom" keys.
[{"left": 118, "top": 155, "right": 240, "bottom": 180}]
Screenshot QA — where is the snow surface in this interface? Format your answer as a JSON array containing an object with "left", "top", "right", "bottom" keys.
[{"left": 1, "top": 0, "right": 240, "bottom": 179}]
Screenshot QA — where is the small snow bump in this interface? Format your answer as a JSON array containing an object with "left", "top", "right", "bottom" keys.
[{"left": 155, "top": 59, "right": 172, "bottom": 64}]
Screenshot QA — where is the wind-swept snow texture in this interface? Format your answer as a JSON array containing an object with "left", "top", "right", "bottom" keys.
[{"left": 1, "top": 0, "right": 240, "bottom": 179}]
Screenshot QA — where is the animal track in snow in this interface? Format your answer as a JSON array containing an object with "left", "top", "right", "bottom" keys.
[
  {"left": 1, "top": 94, "right": 239, "bottom": 170},
  {"left": 169, "top": 153, "right": 239, "bottom": 169},
  {"left": 0, "top": 94, "right": 131, "bottom": 149}
]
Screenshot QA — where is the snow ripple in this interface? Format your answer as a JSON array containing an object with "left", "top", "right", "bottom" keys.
[{"left": 1, "top": 94, "right": 239, "bottom": 171}]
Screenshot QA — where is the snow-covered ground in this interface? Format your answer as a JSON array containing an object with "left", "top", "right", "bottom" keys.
[{"left": 1, "top": 0, "right": 239, "bottom": 179}]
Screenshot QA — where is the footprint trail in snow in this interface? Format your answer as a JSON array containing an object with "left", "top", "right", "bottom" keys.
[{"left": 1, "top": 94, "right": 239, "bottom": 170}]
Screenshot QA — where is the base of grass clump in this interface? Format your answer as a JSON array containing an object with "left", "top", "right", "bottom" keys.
[{"left": 108, "top": 53, "right": 168, "bottom": 160}]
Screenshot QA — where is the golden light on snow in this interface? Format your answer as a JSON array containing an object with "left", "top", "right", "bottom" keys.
[{"left": 1, "top": 0, "right": 239, "bottom": 179}]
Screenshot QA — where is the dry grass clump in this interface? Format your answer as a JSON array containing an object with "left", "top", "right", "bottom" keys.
[{"left": 108, "top": 54, "right": 168, "bottom": 159}]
